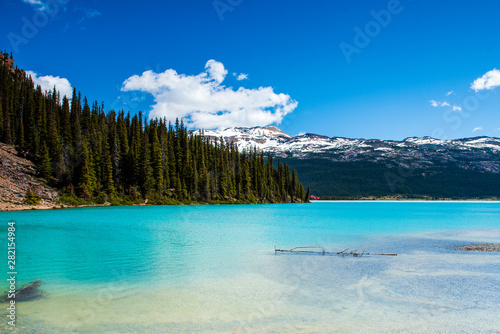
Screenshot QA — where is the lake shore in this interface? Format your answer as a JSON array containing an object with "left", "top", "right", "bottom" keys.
[
  {"left": 0, "top": 201, "right": 62, "bottom": 212},
  {"left": 3, "top": 197, "right": 500, "bottom": 212}
]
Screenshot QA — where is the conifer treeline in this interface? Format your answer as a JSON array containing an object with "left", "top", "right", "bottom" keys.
[{"left": 0, "top": 52, "right": 308, "bottom": 204}]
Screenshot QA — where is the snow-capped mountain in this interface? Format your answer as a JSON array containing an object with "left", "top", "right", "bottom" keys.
[{"left": 202, "top": 126, "right": 500, "bottom": 173}]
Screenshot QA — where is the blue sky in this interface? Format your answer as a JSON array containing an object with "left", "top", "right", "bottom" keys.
[{"left": 1, "top": 0, "right": 500, "bottom": 139}]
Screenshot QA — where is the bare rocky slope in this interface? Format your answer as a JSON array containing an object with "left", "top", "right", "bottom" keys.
[{"left": 0, "top": 143, "right": 60, "bottom": 211}]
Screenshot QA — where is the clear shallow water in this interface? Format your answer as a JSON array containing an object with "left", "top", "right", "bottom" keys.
[{"left": 0, "top": 202, "right": 499, "bottom": 333}]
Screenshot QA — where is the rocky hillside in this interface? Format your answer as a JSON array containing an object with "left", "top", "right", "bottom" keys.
[{"left": 0, "top": 143, "right": 59, "bottom": 211}]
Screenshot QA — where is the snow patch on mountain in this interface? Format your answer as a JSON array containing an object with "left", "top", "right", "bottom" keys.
[{"left": 203, "top": 126, "right": 500, "bottom": 155}]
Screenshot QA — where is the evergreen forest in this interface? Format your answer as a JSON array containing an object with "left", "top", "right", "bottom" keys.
[{"left": 0, "top": 52, "right": 308, "bottom": 205}]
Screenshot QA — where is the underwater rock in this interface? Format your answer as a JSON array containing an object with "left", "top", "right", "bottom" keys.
[{"left": 2, "top": 279, "right": 43, "bottom": 302}]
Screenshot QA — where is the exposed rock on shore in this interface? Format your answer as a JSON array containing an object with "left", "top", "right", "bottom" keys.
[{"left": 0, "top": 143, "right": 59, "bottom": 211}]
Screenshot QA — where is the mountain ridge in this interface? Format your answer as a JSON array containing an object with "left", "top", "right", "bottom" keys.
[
  {"left": 201, "top": 126, "right": 500, "bottom": 198},
  {"left": 203, "top": 126, "right": 500, "bottom": 148},
  {"left": 202, "top": 126, "right": 500, "bottom": 172}
]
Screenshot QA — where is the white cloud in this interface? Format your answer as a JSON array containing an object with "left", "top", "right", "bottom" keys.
[
  {"left": 446, "top": 91, "right": 454, "bottom": 96},
  {"left": 122, "top": 60, "right": 298, "bottom": 129},
  {"left": 233, "top": 73, "right": 248, "bottom": 81},
  {"left": 85, "top": 8, "right": 100, "bottom": 18},
  {"left": 495, "top": 128, "right": 500, "bottom": 131},
  {"left": 471, "top": 69, "right": 500, "bottom": 91},
  {"left": 21, "top": 0, "right": 60, "bottom": 11},
  {"left": 21, "top": 0, "right": 46, "bottom": 11},
  {"left": 76, "top": 7, "right": 102, "bottom": 24},
  {"left": 429, "top": 100, "right": 462, "bottom": 111},
  {"left": 205, "top": 59, "right": 227, "bottom": 84},
  {"left": 22, "top": 0, "right": 42, "bottom": 4},
  {"left": 26, "top": 70, "right": 73, "bottom": 99},
  {"left": 472, "top": 126, "right": 483, "bottom": 132}
]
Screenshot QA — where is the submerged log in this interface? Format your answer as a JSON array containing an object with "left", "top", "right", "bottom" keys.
[{"left": 2, "top": 279, "right": 43, "bottom": 302}]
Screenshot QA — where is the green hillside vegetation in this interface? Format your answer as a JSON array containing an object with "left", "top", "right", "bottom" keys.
[{"left": 0, "top": 52, "right": 307, "bottom": 205}]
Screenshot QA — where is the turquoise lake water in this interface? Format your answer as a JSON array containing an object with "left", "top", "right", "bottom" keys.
[{"left": 1, "top": 202, "right": 499, "bottom": 333}]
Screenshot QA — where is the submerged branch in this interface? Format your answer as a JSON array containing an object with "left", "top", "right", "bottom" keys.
[{"left": 274, "top": 246, "right": 397, "bottom": 257}]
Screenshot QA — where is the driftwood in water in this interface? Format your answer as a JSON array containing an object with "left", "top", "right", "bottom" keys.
[
  {"left": 274, "top": 246, "right": 397, "bottom": 257},
  {"left": 455, "top": 243, "right": 500, "bottom": 252},
  {"left": 2, "top": 279, "right": 43, "bottom": 302}
]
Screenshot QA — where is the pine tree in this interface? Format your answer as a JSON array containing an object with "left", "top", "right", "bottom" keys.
[
  {"left": 33, "top": 86, "right": 46, "bottom": 150},
  {"left": 140, "top": 129, "right": 154, "bottom": 197},
  {"left": 103, "top": 152, "right": 115, "bottom": 195},
  {"left": 240, "top": 154, "right": 251, "bottom": 199},
  {"left": 199, "top": 153, "right": 210, "bottom": 201},
  {"left": 77, "top": 139, "right": 97, "bottom": 199},
  {"left": 166, "top": 124, "right": 176, "bottom": 188},
  {"left": 24, "top": 86, "right": 36, "bottom": 152},
  {"left": 159, "top": 119, "right": 169, "bottom": 191},
  {"left": 175, "top": 173, "right": 184, "bottom": 199},
  {"left": 291, "top": 169, "right": 300, "bottom": 202},
  {"left": 46, "top": 99, "right": 61, "bottom": 160},
  {"left": 37, "top": 141, "right": 52, "bottom": 179},
  {"left": 60, "top": 96, "right": 71, "bottom": 144},
  {"left": 305, "top": 185, "right": 311, "bottom": 203},
  {"left": 2, "top": 95, "right": 11, "bottom": 144},
  {"left": 17, "top": 116, "right": 24, "bottom": 151},
  {"left": 70, "top": 88, "right": 82, "bottom": 149},
  {"left": 81, "top": 96, "right": 91, "bottom": 137}
]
